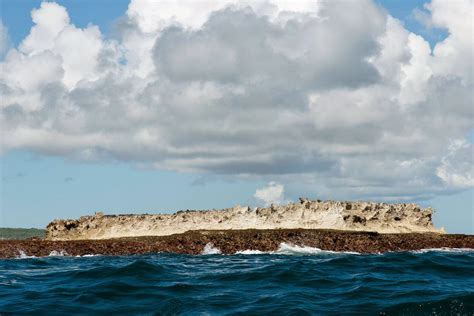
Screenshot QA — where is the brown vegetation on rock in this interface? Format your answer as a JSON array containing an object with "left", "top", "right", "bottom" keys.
[{"left": 1, "top": 229, "right": 472, "bottom": 259}]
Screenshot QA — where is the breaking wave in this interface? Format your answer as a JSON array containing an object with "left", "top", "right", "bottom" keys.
[
  {"left": 16, "top": 250, "right": 36, "bottom": 259},
  {"left": 235, "top": 243, "right": 360, "bottom": 255},
  {"left": 48, "top": 250, "right": 68, "bottom": 257},
  {"left": 16, "top": 249, "right": 69, "bottom": 259},
  {"left": 275, "top": 243, "right": 361, "bottom": 255},
  {"left": 205, "top": 243, "right": 361, "bottom": 256},
  {"left": 201, "top": 243, "right": 221, "bottom": 255},
  {"left": 410, "top": 247, "right": 474, "bottom": 254},
  {"left": 235, "top": 249, "right": 266, "bottom": 255}
]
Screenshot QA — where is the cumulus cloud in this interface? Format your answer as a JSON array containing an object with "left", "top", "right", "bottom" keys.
[
  {"left": 436, "top": 140, "right": 474, "bottom": 189},
  {"left": 18, "top": 2, "right": 103, "bottom": 88},
  {"left": 254, "top": 182, "right": 286, "bottom": 206},
  {"left": 0, "top": 0, "right": 473, "bottom": 201}
]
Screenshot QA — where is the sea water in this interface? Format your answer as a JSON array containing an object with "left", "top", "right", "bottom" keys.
[{"left": 1, "top": 246, "right": 473, "bottom": 314}]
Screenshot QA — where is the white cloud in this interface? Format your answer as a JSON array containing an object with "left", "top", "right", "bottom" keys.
[
  {"left": 127, "top": 0, "right": 321, "bottom": 33},
  {"left": 254, "top": 182, "right": 286, "bottom": 206},
  {"left": 2, "top": 50, "right": 63, "bottom": 92},
  {"left": 0, "top": 0, "right": 473, "bottom": 201},
  {"left": 398, "top": 33, "right": 432, "bottom": 106},
  {"left": 19, "top": 2, "right": 70, "bottom": 54},
  {"left": 123, "top": 0, "right": 321, "bottom": 77},
  {"left": 436, "top": 139, "right": 474, "bottom": 189},
  {"left": 127, "top": 0, "right": 233, "bottom": 32},
  {"left": 17, "top": 1, "right": 104, "bottom": 89},
  {"left": 428, "top": 0, "right": 473, "bottom": 83}
]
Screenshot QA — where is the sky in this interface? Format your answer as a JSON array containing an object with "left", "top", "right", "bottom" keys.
[{"left": 0, "top": 0, "right": 472, "bottom": 233}]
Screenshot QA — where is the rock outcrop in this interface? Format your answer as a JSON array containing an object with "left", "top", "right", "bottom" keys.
[
  {"left": 3, "top": 229, "right": 472, "bottom": 258},
  {"left": 45, "top": 199, "right": 443, "bottom": 240}
]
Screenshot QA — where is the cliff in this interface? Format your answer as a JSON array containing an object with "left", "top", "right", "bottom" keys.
[{"left": 45, "top": 198, "right": 443, "bottom": 240}]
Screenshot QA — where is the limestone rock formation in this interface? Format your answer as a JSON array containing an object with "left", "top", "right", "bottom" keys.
[{"left": 45, "top": 198, "right": 444, "bottom": 240}]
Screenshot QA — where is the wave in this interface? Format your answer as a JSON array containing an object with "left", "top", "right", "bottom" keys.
[
  {"left": 75, "top": 254, "right": 102, "bottom": 257},
  {"left": 234, "top": 243, "right": 360, "bottom": 255},
  {"left": 235, "top": 249, "right": 266, "bottom": 254},
  {"left": 48, "top": 250, "right": 68, "bottom": 257},
  {"left": 14, "top": 245, "right": 473, "bottom": 259},
  {"left": 201, "top": 243, "right": 222, "bottom": 255},
  {"left": 276, "top": 243, "right": 360, "bottom": 255},
  {"left": 16, "top": 249, "right": 69, "bottom": 259},
  {"left": 16, "top": 250, "right": 36, "bottom": 259},
  {"left": 410, "top": 247, "right": 474, "bottom": 254},
  {"left": 3, "top": 250, "right": 473, "bottom": 314}
]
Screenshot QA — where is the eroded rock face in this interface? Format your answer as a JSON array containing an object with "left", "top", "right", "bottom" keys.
[{"left": 45, "top": 199, "right": 443, "bottom": 240}]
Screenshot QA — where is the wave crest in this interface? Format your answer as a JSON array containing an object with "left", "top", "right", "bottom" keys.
[
  {"left": 16, "top": 250, "right": 36, "bottom": 259},
  {"left": 234, "top": 243, "right": 360, "bottom": 255},
  {"left": 235, "top": 249, "right": 265, "bottom": 255},
  {"left": 49, "top": 250, "right": 68, "bottom": 257},
  {"left": 410, "top": 248, "right": 474, "bottom": 254},
  {"left": 201, "top": 243, "right": 221, "bottom": 255},
  {"left": 276, "top": 243, "right": 360, "bottom": 255}
]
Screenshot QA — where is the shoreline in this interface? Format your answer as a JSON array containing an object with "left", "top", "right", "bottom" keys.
[{"left": 1, "top": 229, "right": 473, "bottom": 259}]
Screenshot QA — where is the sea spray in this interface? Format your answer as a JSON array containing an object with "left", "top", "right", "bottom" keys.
[
  {"left": 48, "top": 250, "right": 68, "bottom": 257},
  {"left": 16, "top": 250, "right": 36, "bottom": 259},
  {"left": 410, "top": 247, "right": 474, "bottom": 254},
  {"left": 201, "top": 243, "right": 221, "bottom": 255},
  {"left": 235, "top": 249, "right": 265, "bottom": 255},
  {"left": 234, "top": 243, "right": 361, "bottom": 255}
]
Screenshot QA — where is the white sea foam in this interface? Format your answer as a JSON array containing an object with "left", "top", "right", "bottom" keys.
[
  {"left": 16, "top": 249, "right": 71, "bottom": 258},
  {"left": 75, "top": 254, "right": 102, "bottom": 257},
  {"left": 275, "top": 243, "right": 325, "bottom": 255},
  {"left": 410, "top": 248, "right": 474, "bottom": 254},
  {"left": 201, "top": 243, "right": 222, "bottom": 255},
  {"left": 234, "top": 243, "right": 360, "bottom": 255},
  {"left": 275, "top": 243, "right": 360, "bottom": 255},
  {"left": 16, "top": 250, "right": 36, "bottom": 259},
  {"left": 48, "top": 250, "right": 68, "bottom": 257},
  {"left": 235, "top": 249, "right": 266, "bottom": 255}
]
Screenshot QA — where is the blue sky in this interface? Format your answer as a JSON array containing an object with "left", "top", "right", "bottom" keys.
[
  {"left": 2, "top": 149, "right": 472, "bottom": 232},
  {"left": 1, "top": 0, "right": 129, "bottom": 44},
  {"left": 2, "top": 0, "right": 446, "bottom": 47},
  {"left": 0, "top": 0, "right": 472, "bottom": 233}
]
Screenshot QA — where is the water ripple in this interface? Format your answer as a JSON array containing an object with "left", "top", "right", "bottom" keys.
[{"left": 1, "top": 250, "right": 473, "bottom": 314}]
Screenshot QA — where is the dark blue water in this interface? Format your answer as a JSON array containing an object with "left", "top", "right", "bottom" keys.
[{"left": 1, "top": 247, "right": 473, "bottom": 315}]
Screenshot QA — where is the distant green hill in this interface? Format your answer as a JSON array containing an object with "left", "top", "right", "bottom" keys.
[{"left": 0, "top": 228, "right": 45, "bottom": 240}]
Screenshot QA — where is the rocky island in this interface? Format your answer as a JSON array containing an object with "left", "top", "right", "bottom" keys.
[
  {"left": 46, "top": 199, "right": 442, "bottom": 240},
  {"left": 1, "top": 199, "right": 472, "bottom": 258}
]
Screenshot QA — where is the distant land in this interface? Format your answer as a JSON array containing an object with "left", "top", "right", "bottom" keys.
[{"left": 0, "top": 228, "right": 45, "bottom": 240}]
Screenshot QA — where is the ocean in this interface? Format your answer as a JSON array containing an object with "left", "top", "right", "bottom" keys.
[{"left": 1, "top": 245, "right": 473, "bottom": 314}]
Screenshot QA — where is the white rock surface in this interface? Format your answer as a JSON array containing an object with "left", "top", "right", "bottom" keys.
[{"left": 45, "top": 198, "right": 444, "bottom": 240}]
